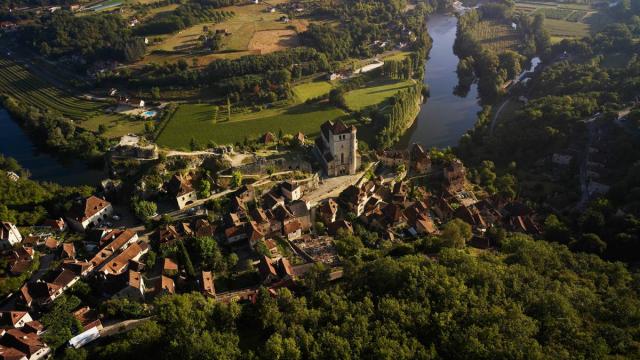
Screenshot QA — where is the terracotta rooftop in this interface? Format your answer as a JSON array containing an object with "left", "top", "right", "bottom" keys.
[{"left": 67, "top": 196, "right": 111, "bottom": 222}]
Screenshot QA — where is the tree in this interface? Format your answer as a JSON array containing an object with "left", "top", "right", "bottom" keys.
[
  {"left": 151, "top": 87, "right": 161, "bottom": 100},
  {"left": 231, "top": 170, "right": 242, "bottom": 188},
  {"left": 440, "top": 219, "right": 472, "bottom": 248},
  {"left": 41, "top": 295, "right": 83, "bottom": 349},
  {"left": 198, "top": 179, "right": 211, "bottom": 198},
  {"left": 132, "top": 198, "right": 157, "bottom": 220}
]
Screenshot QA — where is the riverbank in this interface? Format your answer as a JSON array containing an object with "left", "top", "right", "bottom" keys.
[{"left": 0, "top": 108, "right": 104, "bottom": 186}]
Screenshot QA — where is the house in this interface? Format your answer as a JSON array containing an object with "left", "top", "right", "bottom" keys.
[
  {"left": 156, "top": 225, "right": 181, "bottom": 247},
  {"left": 194, "top": 219, "right": 215, "bottom": 238},
  {"left": 5, "top": 171, "right": 19, "bottom": 182},
  {"left": 23, "top": 321, "right": 44, "bottom": 335},
  {"left": 410, "top": 144, "right": 431, "bottom": 174},
  {"left": 152, "top": 276, "right": 175, "bottom": 296},
  {"left": 318, "top": 199, "right": 339, "bottom": 225},
  {"left": 339, "top": 185, "right": 370, "bottom": 216},
  {"left": 377, "top": 149, "right": 408, "bottom": 168},
  {"left": 61, "top": 243, "right": 76, "bottom": 259},
  {"left": 0, "top": 312, "right": 32, "bottom": 329},
  {"left": 257, "top": 256, "right": 278, "bottom": 283},
  {"left": 90, "top": 229, "right": 139, "bottom": 270},
  {"left": 284, "top": 220, "right": 302, "bottom": 240},
  {"left": 0, "top": 329, "right": 50, "bottom": 360},
  {"left": 200, "top": 271, "right": 215, "bottom": 298},
  {"left": 42, "top": 218, "right": 66, "bottom": 232},
  {"left": 68, "top": 307, "right": 102, "bottom": 349},
  {"left": 288, "top": 200, "right": 311, "bottom": 231},
  {"left": 65, "top": 196, "right": 113, "bottom": 231},
  {"left": 20, "top": 281, "right": 63, "bottom": 307},
  {"left": 163, "top": 258, "right": 178, "bottom": 276},
  {"left": 443, "top": 159, "right": 466, "bottom": 193},
  {"left": 168, "top": 174, "right": 197, "bottom": 210},
  {"left": 116, "top": 270, "right": 145, "bottom": 300},
  {"left": 0, "top": 223, "right": 22, "bottom": 249},
  {"left": 42, "top": 238, "right": 58, "bottom": 252},
  {"left": 0, "top": 345, "right": 28, "bottom": 360},
  {"left": 314, "top": 120, "right": 358, "bottom": 176},
  {"left": 61, "top": 260, "right": 93, "bottom": 277},
  {"left": 295, "top": 132, "right": 305, "bottom": 145},
  {"left": 261, "top": 132, "right": 276, "bottom": 144},
  {"left": 281, "top": 181, "right": 302, "bottom": 202},
  {"left": 52, "top": 269, "right": 80, "bottom": 292},
  {"left": 225, "top": 225, "right": 248, "bottom": 244},
  {"left": 262, "top": 192, "right": 285, "bottom": 210},
  {"left": 99, "top": 242, "right": 149, "bottom": 276},
  {"left": 235, "top": 186, "right": 255, "bottom": 204},
  {"left": 248, "top": 221, "right": 265, "bottom": 248},
  {"left": 262, "top": 239, "right": 280, "bottom": 257}
]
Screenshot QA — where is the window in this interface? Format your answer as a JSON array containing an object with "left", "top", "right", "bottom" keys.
[{"left": 341, "top": 153, "right": 344, "bottom": 164}]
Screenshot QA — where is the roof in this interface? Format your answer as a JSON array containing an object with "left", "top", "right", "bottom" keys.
[
  {"left": 43, "top": 237, "right": 58, "bottom": 249},
  {"left": 128, "top": 270, "right": 143, "bottom": 289},
  {"left": 278, "top": 257, "right": 293, "bottom": 277},
  {"left": 288, "top": 200, "right": 309, "bottom": 218},
  {"left": 52, "top": 269, "right": 78, "bottom": 288},
  {"left": 0, "top": 222, "right": 18, "bottom": 241},
  {"left": 3, "top": 328, "right": 47, "bottom": 356},
  {"left": 102, "top": 242, "right": 148, "bottom": 275},
  {"left": 201, "top": 271, "right": 215, "bottom": 297},
  {"left": 67, "top": 196, "right": 111, "bottom": 223},
  {"left": 72, "top": 307, "right": 101, "bottom": 329},
  {"left": 0, "top": 345, "right": 27, "bottom": 360},
  {"left": 0, "top": 311, "right": 29, "bottom": 327},
  {"left": 319, "top": 199, "right": 339, "bottom": 216},
  {"left": 62, "top": 243, "right": 76, "bottom": 258},
  {"left": 168, "top": 174, "right": 194, "bottom": 197},
  {"left": 155, "top": 276, "right": 175, "bottom": 295},
  {"left": 250, "top": 208, "right": 269, "bottom": 223},
  {"left": 258, "top": 256, "right": 277, "bottom": 279},
  {"left": 321, "top": 120, "right": 355, "bottom": 138},
  {"left": 284, "top": 220, "right": 302, "bottom": 235},
  {"left": 281, "top": 181, "right": 299, "bottom": 192},
  {"left": 163, "top": 258, "right": 178, "bottom": 271}
]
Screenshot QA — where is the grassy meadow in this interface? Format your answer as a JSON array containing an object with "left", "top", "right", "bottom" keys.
[
  {"left": 293, "top": 81, "right": 334, "bottom": 102},
  {"left": 344, "top": 79, "right": 415, "bottom": 111},
  {"left": 156, "top": 102, "right": 346, "bottom": 148}
]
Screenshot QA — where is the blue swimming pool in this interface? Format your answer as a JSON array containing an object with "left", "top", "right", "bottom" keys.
[{"left": 142, "top": 110, "right": 157, "bottom": 117}]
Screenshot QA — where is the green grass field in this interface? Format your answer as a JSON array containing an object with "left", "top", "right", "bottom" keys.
[
  {"left": 344, "top": 79, "right": 415, "bottom": 111},
  {"left": 156, "top": 102, "right": 346, "bottom": 148},
  {"left": 470, "top": 20, "right": 519, "bottom": 53},
  {"left": 293, "top": 81, "right": 334, "bottom": 102}
]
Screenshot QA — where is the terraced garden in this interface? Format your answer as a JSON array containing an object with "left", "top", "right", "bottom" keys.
[{"left": 0, "top": 58, "right": 106, "bottom": 121}]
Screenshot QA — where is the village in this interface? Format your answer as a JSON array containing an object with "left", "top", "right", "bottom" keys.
[{"left": 0, "top": 118, "right": 545, "bottom": 359}]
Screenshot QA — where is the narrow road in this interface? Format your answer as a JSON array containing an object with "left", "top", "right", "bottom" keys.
[{"left": 99, "top": 317, "right": 152, "bottom": 338}]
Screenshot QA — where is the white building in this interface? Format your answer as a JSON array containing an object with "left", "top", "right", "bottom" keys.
[
  {"left": 314, "top": 120, "right": 358, "bottom": 176},
  {"left": 66, "top": 196, "right": 113, "bottom": 231},
  {"left": 0, "top": 222, "right": 22, "bottom": 248},
  {"left": 281, "top": 181, "right": 302, "bottom": 201}
]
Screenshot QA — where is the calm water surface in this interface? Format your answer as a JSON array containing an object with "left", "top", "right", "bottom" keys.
[
  {"left": 399, "top": 14, "right": 481, "bottom": 149},
  {"left": 0, "top": 108, "right": 103, "bottom": 186}
]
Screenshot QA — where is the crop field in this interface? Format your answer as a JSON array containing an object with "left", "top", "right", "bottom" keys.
[
  {"left": 514, "top": 0, "right": 608, "bottom": 39},
  {"left": 344, "top": 79, "right": 415, "bottom": 111},
  {"left": 470, "top": 20, "right": 519, "bottom": 53},
  {"left": 0, "top": 58, "right": 106, "bottom": 121},
  {"left": 293, "top": 81, "right": 334, "bottom": 102},
  {"left": 144, "top": 2, "right": 297, "bottom": 66},
  {"left": 156, "top": 102, "right": 346, "bottom": 148},
  {"left": 0, "top": 57, "right": 141, "bottom": 138}
]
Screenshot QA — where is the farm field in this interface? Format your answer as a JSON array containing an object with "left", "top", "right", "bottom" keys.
[
  {"left": 143, "top": 2, "right": 299, "bottom": 66},
  {"left": 344, "top": 79, "right": 415, "bottom": 111},
  {"left": 514, "top": 0, "right": 609, "bottom": 39},
  {"left": 0, "top": 58, "right": 105, "bottom": 121},
  {"left": 469, "top": 20, "right": 519, "bottom": 53},
  {"left": 0, "top": 57, "right": 136, "bottom": 138},
  {"left": 293, "top": 81, "right": 334, "bottom": 102},
  {"left": 156, "top": 102, "right": 346, "bottom": 148}
]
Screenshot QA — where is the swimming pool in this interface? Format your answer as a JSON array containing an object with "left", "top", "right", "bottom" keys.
[{"left": 142, "top": 110, "right": 157, "bottom": 118}]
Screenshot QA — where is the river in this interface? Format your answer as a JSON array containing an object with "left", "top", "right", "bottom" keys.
[
  {"left": 0, "top": 108, "right": 104, "bottom": 186},
  {"left": 399, "top": 13, "right": 481, "bottom": 149}
]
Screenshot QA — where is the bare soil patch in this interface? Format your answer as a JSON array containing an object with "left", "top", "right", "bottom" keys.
[{"left": 248, "top": 29, "right": 299, "bottom": 54}]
